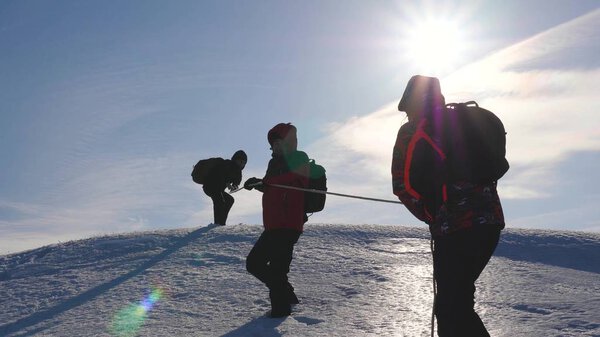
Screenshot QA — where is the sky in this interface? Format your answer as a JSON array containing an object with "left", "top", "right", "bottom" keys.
[{"left": 1, "top": 0, "right": 599, "bottom": 254}]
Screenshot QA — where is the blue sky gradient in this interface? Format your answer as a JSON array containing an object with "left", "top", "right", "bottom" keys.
[{"left": 1, "top": 0, "right": 599, "bottom": 253}]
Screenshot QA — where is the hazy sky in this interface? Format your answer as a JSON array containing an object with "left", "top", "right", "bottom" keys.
[{"left": 1, "top": 0, "right": 599, "bottom": 253}]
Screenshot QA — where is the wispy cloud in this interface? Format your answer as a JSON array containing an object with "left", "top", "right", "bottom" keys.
[
  {"left": 0, "top": 153, "right": 199, "bottom": 254},
  {"left": 298, "top": 9, "right": 600, "bottom": 231},
  {"left": 311, "top": 9, "right": 600, "bottom": 206},
  {"left": 304, "top": 104, "right": 413, "bottom": 225},
  {"left": 3, "top": 8, "right": 599, "bottom": 253},
  {"left": 508, "top": 195, "right": 600, "bottom": 231},
  {"left": 0, "top": 153, "right": 270, "bottom": 254},
  {"left": 443, "top": 9, "right": 600, "bottom": 199}
]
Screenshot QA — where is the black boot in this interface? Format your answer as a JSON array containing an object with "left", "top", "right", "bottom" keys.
[
  {"left": 269, "top": 289, "right": 291, "bottom": 318},
  {"left": 268, "top": 305, "right": 291, "bottom": 318}
]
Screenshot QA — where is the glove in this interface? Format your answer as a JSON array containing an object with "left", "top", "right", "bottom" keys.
[{"left": 244, "top": 177, "right": 263, "bottom": 190}]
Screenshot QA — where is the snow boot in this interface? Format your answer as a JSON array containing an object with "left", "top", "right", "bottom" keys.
[
  {"left": 269, "top": 289, "right": 292, "bottom": 318},
  {"left": 268, "top": 305, "right": 291, "bottom": 318}
]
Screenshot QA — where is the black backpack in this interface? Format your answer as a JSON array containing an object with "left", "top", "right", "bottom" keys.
[
  {"left": 441, "top": 101, "right": 509, "bottom": 183},
  {"left": 191, "top": 158, "right": 223, "bottom": 184},
  {"left": 304, "top": 159, "right": 327, "bottom": 213}
]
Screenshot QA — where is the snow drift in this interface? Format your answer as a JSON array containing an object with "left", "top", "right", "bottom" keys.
[{"left": 1, "top": 224, "right": 599, "bottom": 337}]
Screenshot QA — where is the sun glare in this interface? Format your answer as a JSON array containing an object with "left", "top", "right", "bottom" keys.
[{"left": 404, "top": 19, "right": 464, "bottom": 74}]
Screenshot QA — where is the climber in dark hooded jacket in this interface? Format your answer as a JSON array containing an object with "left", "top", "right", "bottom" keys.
[
  {"left": 244, "top": 123, "right": 309, "bottom": 318},
  {"left": 391, "top": 75, "right": 505, "bottom": 337},
  {"left": 202, "top": 150, "right": 247, "bottom": 226}
]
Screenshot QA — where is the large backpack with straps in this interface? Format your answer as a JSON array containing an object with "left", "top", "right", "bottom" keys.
[
  {"left": 440, "top": 101, "right": 509, "bottom": 183},
  {"left": 304, "top": 159, "right": 327, "bottom": 213},
  {"left": 191, "top": 157, "right": 223, "bottom": 184}
]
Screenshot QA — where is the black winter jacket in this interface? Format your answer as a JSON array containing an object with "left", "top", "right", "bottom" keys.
[{"left": 203, "top": 158, "right": 242, "bottom": 195}]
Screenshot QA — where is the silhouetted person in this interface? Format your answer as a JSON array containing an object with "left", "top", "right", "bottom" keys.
[
  {"left": 199, "top": 150, "right": 247, "bottom": 226},
  {"left": 244, "top": 123, "right": 309, "bottom": 318},
  {"left": 392, "top": 75, "right": 505, "bottom": 337}
]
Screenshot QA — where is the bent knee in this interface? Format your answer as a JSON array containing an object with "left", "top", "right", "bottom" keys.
[{"left": 246, "top": 257, "right": 257, "bottom": 274}]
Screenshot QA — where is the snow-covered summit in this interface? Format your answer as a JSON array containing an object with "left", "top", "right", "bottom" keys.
[{"left": 1, "top": 224, "right": 599, "bottom": 337}]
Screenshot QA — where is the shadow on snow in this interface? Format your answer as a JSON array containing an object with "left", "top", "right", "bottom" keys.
[
  {"left": 219, "top": 316, "right": 285, "bottom": 337},
  {"left": 495, "top": 230, "right": 600, "bottom": 274},
  {"left": 0, "top": 224, "right": 218, "bottom": 336}
]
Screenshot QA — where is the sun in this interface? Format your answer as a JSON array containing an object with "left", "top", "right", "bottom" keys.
[{"left": 404, "top": 19, "right": 465, "bottom": 74}]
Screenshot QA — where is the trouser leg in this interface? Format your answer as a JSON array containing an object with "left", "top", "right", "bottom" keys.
[
  {"left": 246, "top": 229, "right": 300, "bottom": 315},
  {"left": 268, "top": 230, "right": 300, "bottom": 313},
  {"left": 208, "top": 191, "right": 234, "bottom": 225},
  {"left": 246, "top": 231, "right": 271, "bottom": 285},
  {"left": 433, "top": 227, "right": 500, "bottom": 337}
]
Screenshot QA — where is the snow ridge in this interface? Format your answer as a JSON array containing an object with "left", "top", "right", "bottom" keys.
[{"left": 1, "top": 224, "right": 598, "bottom": 337}]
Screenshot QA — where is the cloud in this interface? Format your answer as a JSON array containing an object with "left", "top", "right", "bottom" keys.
[
  {"left": 303, "top": 104, "right": 415, "bottom": 226},
  {"left": 507, "top": 195, "right": 600, "bottom": 232},
  {"left": 3, "top": 8, "right": 599, "bottom": 254},
  {"left": 310, "top": 9, "right": 600, "bottom": 207},
  {"left": 0, "top": 153, "right": 200, "bottom": 253},
  {"left": 310, "top": 103, "right": 402, "bottom": 176},
  {"left": 442, "top": 9, "right": 600, "bottom": 199}
]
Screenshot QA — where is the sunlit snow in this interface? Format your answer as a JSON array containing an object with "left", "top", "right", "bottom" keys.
[{"left": 1, "top": 224, "right": 598, "bottom": 337}]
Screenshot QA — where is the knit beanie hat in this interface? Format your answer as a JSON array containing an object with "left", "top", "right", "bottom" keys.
[{"left": 267, "top": 123, "right": 297, "bottom": 148}]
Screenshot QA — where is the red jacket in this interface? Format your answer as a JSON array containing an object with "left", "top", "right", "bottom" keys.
[{"left": 261, "top": 151, "right": 309, "bottom": 232}]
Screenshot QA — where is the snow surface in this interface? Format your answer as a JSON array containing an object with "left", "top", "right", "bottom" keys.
[{"left": 1, "top": 224, "right": 599, "bottom": 337}]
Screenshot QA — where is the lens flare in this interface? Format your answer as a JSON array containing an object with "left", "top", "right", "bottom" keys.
[{"left": 110, "top": 288, "right": 164, "bottom": 337}]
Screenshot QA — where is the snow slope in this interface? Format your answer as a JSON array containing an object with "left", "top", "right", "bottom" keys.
[{"left": 1, "top": 224, "right": 599, "bottom": 337}]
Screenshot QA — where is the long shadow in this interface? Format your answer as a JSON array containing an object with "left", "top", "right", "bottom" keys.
[
  {"left": 495, "top": 230, "right": 600, "bottom": 274},
  {"left": 0, "top": 224, "right": 217, "bottom": 336},
  {"left": 219, "top": 316, "right": 285, "bottom": 337}
]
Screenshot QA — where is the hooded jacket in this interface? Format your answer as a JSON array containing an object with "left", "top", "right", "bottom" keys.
[
  {"left": 203, "top": 159, "right": 242, "bottom": 195},
  {"left": 392, "top": 76, "right": 504, "bottom": 237},
  {"left": 392, "top": 118, "right": 505, "bottom": 237}
]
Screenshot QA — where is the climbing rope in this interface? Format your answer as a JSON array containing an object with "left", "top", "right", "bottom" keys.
[
  {"left": 236, "top": 181, "right": 440, "bottom": 334},
  {"left": 263, "top": 183, "right": 403, "bottom": 204},
  {"left": 430, "top": 238, "right": 437, "bottom": 337}
]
